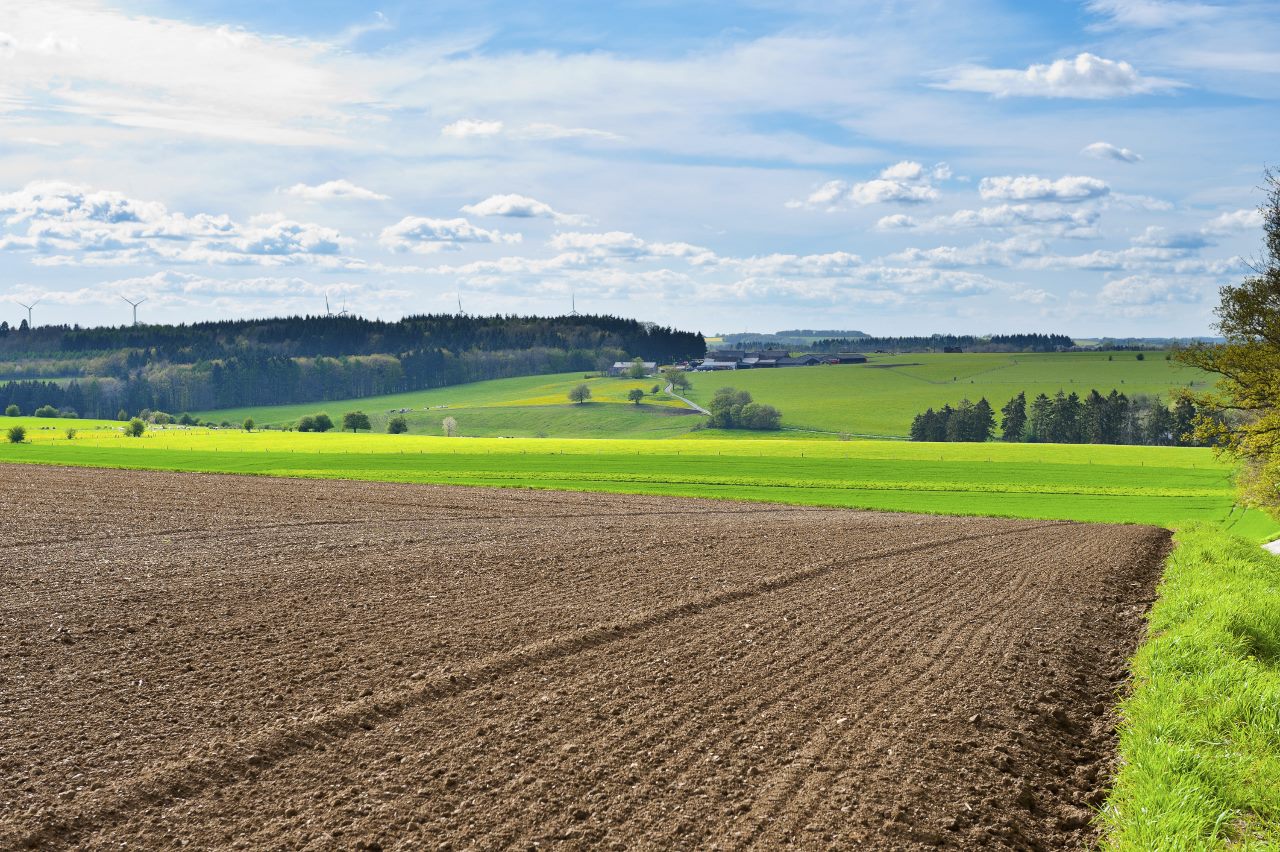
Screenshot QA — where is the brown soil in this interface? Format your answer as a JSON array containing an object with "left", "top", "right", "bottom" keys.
[{"left": 0, "top": 465, "right": 1169, "bottom": 850}]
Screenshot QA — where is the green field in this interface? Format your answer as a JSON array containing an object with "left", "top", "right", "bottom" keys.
[
  {"left": 684, "top": 351, "right": 1211, "bottom": 437},
  {"left": 194, "top": 372, "right": 692, "bottom": 437},
  {"left": 3, "top": 417, "right": 1273, "bottom": 541},
  {"left": 191, "top": 351, "right": 1212, "bottom": 441}
]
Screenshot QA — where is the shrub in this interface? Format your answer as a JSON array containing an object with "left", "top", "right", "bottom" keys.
[
  {"left": 443, "top": 416, "right": 458, "bottom": 437},
  {"left": 177, "top": 413, "right": 196, "bottom": 426},
  {"left": 313, "top": 413, "right": 334, "bottom": 432},
  {"left": 116, "top": 409, "right": 129, "bottom": 421},
  {"left": 125, "top": 418, "right": 146, "bottom": 437},
  {"left": 4, "top": 404, "right": 18, "bottom": 417},
  {"left": 64, "top": 428, "right": 77, "bottom": 440},
  {"left": 296, "top": 415, "right": 317, "bottom": 432},
  {"left": 387, "top": 416, "right": 409, "bottom": 434},
  {"left": 243, "top": 418, "right": 255, "bottom": 432},
  {"left": 6, "top": 425, "right": 25, "bottom": 443},
  {"left": 152, "top": 411, "right": 174, "bottom": 425},
  {"left": 34, "top": 405, "right": 58, "bottom": 418}
]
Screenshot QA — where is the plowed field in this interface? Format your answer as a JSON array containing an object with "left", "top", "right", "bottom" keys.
[{"left": 1, "top": 465, "right": 1170, "bottom": 849}]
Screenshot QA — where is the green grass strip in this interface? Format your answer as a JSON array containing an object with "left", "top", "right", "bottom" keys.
[{"left": 1103, "top": 524, "right": 1280, "bottom": 849}]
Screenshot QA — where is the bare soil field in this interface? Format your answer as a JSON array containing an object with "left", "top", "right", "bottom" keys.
[{"left": 0, "top": 465, "right": 1169, "bottom": 850}]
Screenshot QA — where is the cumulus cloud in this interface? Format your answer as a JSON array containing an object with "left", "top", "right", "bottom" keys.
[
  {"left": 1203, "top": 208, "right": 1263, "bottom": 234},
  {"left": 0, "top": 180, "right": 354, "bottom": 267},
  {"left": 916, "top": 204, "right": 1101, "bottom": 238},
  {"left": 875, "top": 214, "right": 917, "bottom": 230},
  {"left": 1082, "top": 142, "right": 1143, "bottom": 163},
  {"left": 884, "top": 237, "right": 1048, "bottom": 269},
  {"left": 282, "top": 180, "right": 389, "bottom": 202},
  {"left": 790, "top": 161, "right": 940, "bottom": 210},
  {"left": 979, "top": 175, "right": 1110, "bottom": 203},
  {"left": 935, "top": 52, "right": 1183, "bottom": 99},
  {"left": 441, "top": 119, "right": 505, "bottom": 139},
  {"left": 460, "top": 194, "right": 585, "bottom": 224},
  {"left": 1098, "top": 274, "right": 1204, "bottom": 307},
  {"left": 378, "top": 216, "right": 521, "bottom": 254},
  {"left": 548, "top": 231, "right": 715, "bottom": 263},
  {"left": 1132, "top": 225, "right": 1213, "bottom": 250}
]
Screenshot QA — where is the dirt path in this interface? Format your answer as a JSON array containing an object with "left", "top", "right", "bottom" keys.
[
  {"left": 665, "top": 381, "right": 710, "bottom": 414},
  {"left": 0, "top": 465, "right": 1169, "bottom": 850}
]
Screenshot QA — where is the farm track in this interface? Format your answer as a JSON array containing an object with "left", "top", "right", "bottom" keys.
[{"left": 0, "top": 465, "right": 1170, "bottom": 849}]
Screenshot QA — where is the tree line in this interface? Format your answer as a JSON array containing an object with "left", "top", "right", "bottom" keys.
[
  {"left": 807, "top": 333, "right": 1074, "bottom": 354},
  {"left": 0, "top": 314, "right": 707, "bottom": 419},
  {"left": 910, "top": 390, "right": 1207, "bottom": 445}
]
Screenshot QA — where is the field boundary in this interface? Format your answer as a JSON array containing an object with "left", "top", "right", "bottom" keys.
[{"left": 1101, "top": 524, "right": 1280, "bottom": 848}]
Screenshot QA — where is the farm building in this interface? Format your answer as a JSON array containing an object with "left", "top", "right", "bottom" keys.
[{"left": 608, "top": 361, "right": 658, "bottom": 376}]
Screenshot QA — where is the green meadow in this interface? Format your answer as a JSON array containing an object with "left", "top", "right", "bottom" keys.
[
  {"left": 3, "top": 418, "right": 1273, "bottom": 541},
  {"left": 190, "top": 350, "right": 1213, "bottom": 440},
  {"left": 684, "top": 350, "right": 1212, "bottom": 437}
]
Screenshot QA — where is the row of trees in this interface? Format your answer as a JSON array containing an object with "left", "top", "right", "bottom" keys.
[
  {"left": 0, "top": 313, "right": 706, "bottom": 363},
  {"left": 910, "top": 390, "right": 1206, "bottom": 445},
  {"left": 807, "top": 333, "right": 1075, "bottom": 354}
]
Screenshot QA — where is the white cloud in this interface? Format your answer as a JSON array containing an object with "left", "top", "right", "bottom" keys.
[
  {"left": 514, "top": 123, "right": 624, "bottom": 142},
  {"left": 548, "top": 231, "right": 715, "bottom": 263},
  {"left": 282, "top": 180, "right": 389, "bottom": 202},
  {"left": 1082, "top": 141, "right": 1143, "bottom": 163},
  {"left": 875, "top": 214, "right": 917, "bottom": 230},
  {"left": 792, "top": 172, "right": 939, "bottom": 211},
  {"left": 880, "top": 160, "right": 924, "bottom": 181},
  {"left": 1086, "top": 0, "right": 1221, "bottom": 29},
  {"left": 460, "top": 194, "right": 585, "bottom": 224},
  {"left": 884, "top": 236, "right": 1048, "bottom": 269},
  {"left": 441, "top": 119, "right": 505, "bottom": 139},
  {"left": 979, "top": 175, "right": 1110, "bottom": 203},
  {"left": 1098, "top": 274, "right": 1204, "bottom": 307},
  {"left": 915, "top": 203, "right": 1101, "bottom": 238},
  {"left": 441, "top": 119, "right": 622, "bottom": 143},
  {"left": 1203, "top": 208, "right": 1263, "bottom": 234},
  {"left": 935, "top": 52, "right": 1184, "bottom": 99},
  {"left": 0, "top": 180, "right": 354, "bottom": 267},
  {"left": 1132, "top": 225, "right": 1213, "bottom": 249},
  {"left": 378, "top": 216, "right": 521, "bottom": 254}
]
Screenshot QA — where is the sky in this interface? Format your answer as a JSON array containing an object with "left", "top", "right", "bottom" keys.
[{"left": 0, "top": 0, "right": 1276, "bottom": 337}]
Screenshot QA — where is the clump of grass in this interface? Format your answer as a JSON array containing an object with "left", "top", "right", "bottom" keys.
[{"left": 1102, "top": 523, "right": 1280, "bottom": 849}]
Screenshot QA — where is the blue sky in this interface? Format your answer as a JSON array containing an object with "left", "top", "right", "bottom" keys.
[{"left": 0, "top": 0, "right": 1276, "bottom": 336}]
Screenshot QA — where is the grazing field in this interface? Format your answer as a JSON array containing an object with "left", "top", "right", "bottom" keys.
[
  {"left": 186, "top": 350, "right": 1214, "bottom": 440},
  {"left": 193, "top": 372, "right": 690, "bottom": 437},
  {"left": 684, "top": 351, "right": 1212, "bottom": 437},
  {"left": 1, "top": 419, "right": 1273, "bottom": 539},
  {"left": 1, "top": 466, "right": 1171, "bottom": 849}
]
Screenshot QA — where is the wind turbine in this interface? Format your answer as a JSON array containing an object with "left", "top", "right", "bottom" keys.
[
  {"left": 337, "top": 300, "right": 350, "bottom": 318},
  {"left": 324, "top": 293, "right": 332, "bottom": 317},
  {"left": 16, "top": 299, "right": 40, "bottom": 328},
  {"left": 121, "top": 295, "right": 147, "bottom": 326}
]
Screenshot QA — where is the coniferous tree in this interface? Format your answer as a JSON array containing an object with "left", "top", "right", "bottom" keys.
[{"left": 1000, "top": 392, "right": 1026, "bottom": 442}]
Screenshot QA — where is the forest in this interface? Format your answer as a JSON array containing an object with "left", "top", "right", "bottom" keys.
[{"left": 0, "top": 314, "right": 705, "bottom": 418}]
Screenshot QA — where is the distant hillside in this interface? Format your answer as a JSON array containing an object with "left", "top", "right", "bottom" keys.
[{"left": 0, "top": 313, "right": 705, "bottom": 419}]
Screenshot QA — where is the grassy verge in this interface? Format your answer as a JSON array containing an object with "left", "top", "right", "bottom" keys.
[{"left": 1103, "top": 524, "right": 1280, "bottom": 848}]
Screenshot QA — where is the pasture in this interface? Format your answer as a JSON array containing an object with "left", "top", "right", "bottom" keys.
[
  {"left": 684, "top": 350, "right": 1211, "bottom": 437},
  {"left": 188, "top": 350, "right": 1213, "bottom": 440}
]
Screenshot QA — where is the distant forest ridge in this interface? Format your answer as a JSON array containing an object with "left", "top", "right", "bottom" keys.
[
  {"left": 0, "top": 313, "right": 705, "bottom": 419},
  {"left": 723, "top": 333, "right": 1077, "bottom": 353}
]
